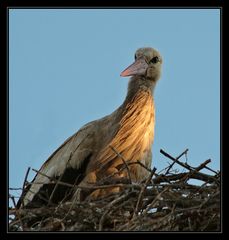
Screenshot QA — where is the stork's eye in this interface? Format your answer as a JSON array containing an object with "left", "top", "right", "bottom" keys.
[
  {"left": 134, "top": 54, "right": 137, "bottom": 60},
  {"left": 150, "top": 56, "right": 159, "bottom": 64}
]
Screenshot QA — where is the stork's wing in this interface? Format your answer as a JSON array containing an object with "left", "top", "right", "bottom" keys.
[{"left": 20, "top": 121, "right": 97, "bottom": 207}]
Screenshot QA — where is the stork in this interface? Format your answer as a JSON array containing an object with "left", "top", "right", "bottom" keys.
[{"left": 18, "top": 47, "right": 163, "bottom": 208}]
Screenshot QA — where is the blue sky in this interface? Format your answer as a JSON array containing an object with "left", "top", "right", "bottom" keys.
[{"left": 9, "top": 9, "right": 220, "bottom": 200}]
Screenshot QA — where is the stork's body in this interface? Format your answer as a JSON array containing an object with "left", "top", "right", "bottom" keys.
[{"left": 18, "top": 47, "right": 162, "bottom": 208}]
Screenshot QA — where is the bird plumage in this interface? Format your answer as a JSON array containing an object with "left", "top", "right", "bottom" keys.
[{"left": 18, "top": 47, "right": 162, "bottom": 208}]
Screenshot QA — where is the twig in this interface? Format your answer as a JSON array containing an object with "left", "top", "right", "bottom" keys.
[
  {"left": 95, "top": 160, "right": 151, "bottom": 186},
  {"left": 135, "top": 160, "right": 152, "bottom": 173},
  {"left": 9, "top": 194, "right": 17, "bottom": 209},
  {"left": 181, "top": 159, "right": 211, "bottom": 183},
  {"left": 161, "top": 150, "right": 215, "bottom": 178},
  {"left": 153, "top": 171, "right": 217, "bottom": 184},
  {"left": 27, "top": 180, "right": 143, "bottom": 191},
  {"left": 165, "top": 149, "right": 189, "bottom": 174},
  {"left": 22, "top": 167, "right": 31, "bottom": 190},
  {"left": 160, "top": 149, "right": 194, "bottom": 172},
  {"left": 32, "top": 168, "right": 53, "bottom": 180},
  {"left": 9, "top": 187, "right": 23, "bottom": 191},
  {"left": 109, "top": 145, "right": 132, "bottom": 184},
  {"left": 20, "top": 167, "right": 31, "bottom": 208},
  {"left": 48, "top": 152, "right": 73, "bottom": 205},
  {"left": 60, "top": 175, "right": 84, "bottom": 221},
  {"left": 134, "top": 167, "right": 156, "bottom": 216},
  {"left": 193, "top": 159, "right": 211, "bottom": 172},
  {"left": 203, "top": 165, "right": 219, "bottom": 175}
]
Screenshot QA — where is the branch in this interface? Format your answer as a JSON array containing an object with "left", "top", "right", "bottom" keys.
[
  {"left": 134, "top": 167, "right": 157, "bottom": 216},
  {"left": 19, "top": 167, "right": 31, "bottom": 208},
  {"left": 165, "top": 148, "right": 189, "bottom": 174},
  {"left": 109, "top": 145, "right": 132, "bottom": 184},
  {"left": 160, "top": 149, "right": 194, "bottom": 171}
]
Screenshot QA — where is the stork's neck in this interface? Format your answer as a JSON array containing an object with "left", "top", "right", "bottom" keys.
[
  {"left": 124, "top": 76, "right": 157, "bottom": 104},
  {"left": 93, "top": 75, "right": 156, "bottom": 176}
]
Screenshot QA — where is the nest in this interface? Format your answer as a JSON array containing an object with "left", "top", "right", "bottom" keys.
[{"left": 9, "top": 149, "right": 220, "bottom": 232}]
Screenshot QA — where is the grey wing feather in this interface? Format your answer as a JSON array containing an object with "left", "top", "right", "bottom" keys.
[{"left": 22, "top": 121, "right": 97, "bottom": 206}]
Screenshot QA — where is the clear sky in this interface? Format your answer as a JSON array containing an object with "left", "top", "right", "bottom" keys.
[{"left": 9, "top": 9, "right": 220, "bottom": 201}]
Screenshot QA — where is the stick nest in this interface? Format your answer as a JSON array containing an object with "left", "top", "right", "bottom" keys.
[{"left": 9, "top": 149, "right": 220, "bottom": 232}]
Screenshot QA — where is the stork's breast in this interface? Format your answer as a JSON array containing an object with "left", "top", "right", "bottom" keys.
[
  {"left": 91, "top": 90, "right": 155, "bottom": 182},
  {"left": 112, "top": 92, "right": 155, "bottom": 180}
]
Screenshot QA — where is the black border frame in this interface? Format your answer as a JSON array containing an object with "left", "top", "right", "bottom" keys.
[{"left": 1, "top": 0, "right": 224, "bottom": 239}]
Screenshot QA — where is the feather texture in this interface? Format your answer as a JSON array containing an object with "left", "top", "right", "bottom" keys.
[{"left": 19, "top": 47, "right": 162, "bottom": 207}]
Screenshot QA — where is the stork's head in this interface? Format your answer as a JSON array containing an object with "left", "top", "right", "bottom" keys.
[{"left": 121, "top": 47, "right": 162, "bottom": 82}]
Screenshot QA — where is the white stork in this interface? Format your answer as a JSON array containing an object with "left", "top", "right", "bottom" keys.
[{"left": 18, "top": 47, "right": 163, "bottom": 207}]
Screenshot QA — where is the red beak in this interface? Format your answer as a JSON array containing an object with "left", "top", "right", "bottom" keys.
[{"left": 120, "top": 58, "right": 148, "bottom": 77}]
